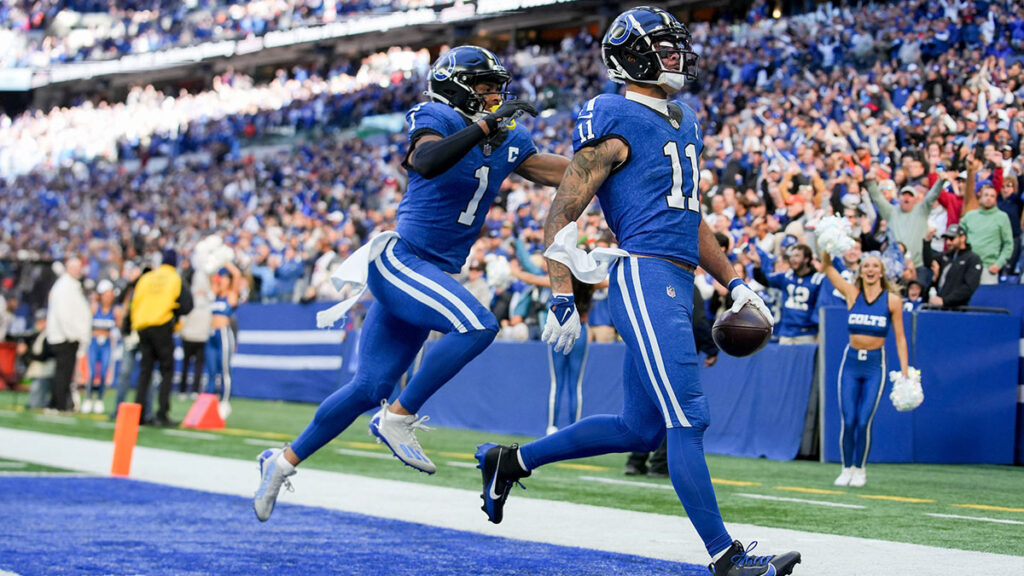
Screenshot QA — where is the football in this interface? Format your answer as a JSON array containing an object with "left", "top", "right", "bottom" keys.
[{"left": 712, "top": 304, "right": 772, "bottom": 357}]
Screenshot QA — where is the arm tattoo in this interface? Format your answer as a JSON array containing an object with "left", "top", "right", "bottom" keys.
[{"left": 543, "top": 141, "right": 617, "bottom": 292}]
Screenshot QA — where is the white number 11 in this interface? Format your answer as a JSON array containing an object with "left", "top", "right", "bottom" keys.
[{"left": 662, "top": 142, "right": 700, "bottom": 212}]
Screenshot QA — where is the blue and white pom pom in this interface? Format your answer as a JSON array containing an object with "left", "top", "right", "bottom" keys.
[
  {"left": 889, "top": 367, "right": 923, "bottom": 412},
  {"left": 814, "top": 215, "right": 856, "bottom": 256}
]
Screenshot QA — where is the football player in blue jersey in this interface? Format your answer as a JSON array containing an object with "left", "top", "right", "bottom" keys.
[
  {"left": 474, "top": 7, "right": 801, "bottom": 576},
  {"left": 253, "top": 45, "right": 569, "bottom": 521},
  {"left": 751, "top": 243, "right": 825, "bottom": 344},
  {"left": 820, "top": 249, "right": 908, "bottom": 488}
]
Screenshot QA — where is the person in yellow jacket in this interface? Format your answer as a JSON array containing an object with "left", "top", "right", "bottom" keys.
[{"left": 131, "top": 249, "right": 192, "bottom": 426}]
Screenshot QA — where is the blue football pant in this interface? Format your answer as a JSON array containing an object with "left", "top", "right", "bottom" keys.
[
  {"left": 293, "top": 237, "right": 497, "bottom": 460},
  {"left": 520, "top": 257, "right": 730, "bottom": 557},
  {"left": 87, "top": 338, "right": 112, "bottom": 397},
  {"left": 204, "top": 326, "right": 234, "bottom": 402},
  {"left": 837, "top": 345, "right": 886, "bottom": 468}
]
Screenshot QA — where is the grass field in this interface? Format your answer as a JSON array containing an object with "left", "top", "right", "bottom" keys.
[{"left": 3, "top": 391, "right": 1022, "bottom": 557}]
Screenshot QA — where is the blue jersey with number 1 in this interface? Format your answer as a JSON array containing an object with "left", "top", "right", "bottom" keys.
[
  {"left": 399, "top": 102, "right": 537, "bottom": 273},
  {"left": 572, "top": 94, "right": 703, "bottom": 267}
]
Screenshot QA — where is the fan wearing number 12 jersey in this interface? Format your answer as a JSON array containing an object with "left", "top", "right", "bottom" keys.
[{"left": 251, "top": 45, "right": 569, "bottom": 524}]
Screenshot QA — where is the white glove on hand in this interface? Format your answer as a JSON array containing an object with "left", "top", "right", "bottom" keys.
[
  {"left": 730, "top": 280, "right": 774, "bottom": 327},
  {"left": 541, "top": 293, "right": 581, "bottom": 355}
]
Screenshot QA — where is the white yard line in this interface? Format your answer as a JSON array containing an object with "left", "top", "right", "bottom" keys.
[
  {"left": 337, "top": 448, "right": 395, "bottom": 460},
  {"left": 925, "top": 513, "right": 1024, "bottom": 526},
  {"left": 161, "top": 429, "right": 221, "bottom": 441},
  {"left": 1, "top": 428, "right": 1022, "bottom": 576},
  {"left": 736, "top": 493, "right": 867, "bottom": 510},
  {"left": 580, "top": 475, "right": 675, "bottom": 490}
]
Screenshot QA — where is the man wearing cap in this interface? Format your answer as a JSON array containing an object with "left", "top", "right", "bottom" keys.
[
  {"left": 130, "top": 249, "right": 192, "bottom": 426},
  {"left": 960, "top": 184, "right": 1013, "bottom": 284},
  {"left": 925, "top": 224, "right": 982, "bottom": 307},
  {"left": 867, "top": 175, "right": 946, "bottom": 267},
  {"left": 45, "top": 257, "right": 92, "bottom": 413}
]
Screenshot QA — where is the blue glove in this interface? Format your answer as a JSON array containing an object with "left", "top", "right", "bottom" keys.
[{"left": 541, "top": 293, "right": 581, "bottom": 355}]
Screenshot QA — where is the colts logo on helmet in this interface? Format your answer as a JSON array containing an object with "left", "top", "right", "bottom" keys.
[
  {"left": 606, "top": 15, "right": 636, "bottom": 46},
  {"left": 432, "top": 53, "right": 456, "bottom": 81}
]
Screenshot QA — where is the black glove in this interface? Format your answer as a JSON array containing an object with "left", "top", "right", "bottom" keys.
[{"left": 483, "top": 100, "right": 538, "bottom": 132}]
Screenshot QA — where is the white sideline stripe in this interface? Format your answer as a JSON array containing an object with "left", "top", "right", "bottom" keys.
[
  {"left": 34, "top": 415, "right": 76, "bottom": 425},
  {"left": 580, "top": 475, "right": 674, "bottom": 490},
  {"left": 736, "top": 493, "right": 866, "bottom": 509},
  {"left": 232, "top": 354, "right": 342, "bottom": 370},
  {"left": 2, "top": 428, "right": 1022, "bottom": 576},
  {"left": 0, "top": 472, "right": 90, "bottom": 478},
  {"left": 237, "top": 330, "right": 344, "bottom": 345},
  {"left": 926, "top": 513, "right": 1024, "bottom": 526},
  {"left": 162, "top": 429, "right": 220, "bottom": 441},
  {"left": 337, "top": 448, "right": 394, "bottom": 460},
  {"left": 243, "top": 438, "right": 277, "bottom": 447},
  {"left": 0, "top": 409, "right": 19, "bottom": 417},
  {"left": 444, "top": 461, "right": 479, "bottom": 469},
  {"left": 92, "top": 421, "right": 115, "bottom": 429}
]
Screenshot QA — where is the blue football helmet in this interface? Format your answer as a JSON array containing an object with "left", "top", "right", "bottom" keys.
[
  {"left": 602, "top": 6, "right": 699, "bottom": 92},
  {"left": 427, "top": 45, "right": 512, "bottom": 120}
]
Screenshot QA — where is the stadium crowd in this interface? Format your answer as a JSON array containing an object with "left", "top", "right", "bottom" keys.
[
  {"left": 1, "top": 0, "right": 1023, "bottom": 357},
  {"left": 0, "top": 0, "right": 443, "bottom": 69}
]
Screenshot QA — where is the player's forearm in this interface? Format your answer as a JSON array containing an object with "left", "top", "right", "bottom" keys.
[
  {"left": 697, "top": 221, "right": 737, "bottom": 286},
  {"left": 406, "top": 124, "right": 487, "bottom": 178}
]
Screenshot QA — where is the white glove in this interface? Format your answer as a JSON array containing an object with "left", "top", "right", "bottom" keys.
[
  {"left": 730, "top": 280, "right": 774, "bottom": 327},
  {"left": 541, "top": 293, "right": 581, "bottom": 355}
]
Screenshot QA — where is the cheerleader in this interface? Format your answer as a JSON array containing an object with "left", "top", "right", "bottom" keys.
[
  {"left": 821, "top": 249, "right": 909, "bottom": 487},
  {"left": 205, "top": 263, "right": 241, "bottom": 419}
]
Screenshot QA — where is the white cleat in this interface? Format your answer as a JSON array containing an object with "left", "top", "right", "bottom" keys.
[
  {"left": 80, "top": 399, "right": 93, "bottom": 414},
  {"left": 834, "top": 467, "right": 853, "bottom": 487},
  {"left": 848, "top": 467, "right": 866, "bottom": 487},
  {"left": 253, "top": 448, "right": 296, "bottom": 522},
  {"left": 218, "top": 400, "right": 232, "bottom": 421},
  {"left": 368, "top": 400, "right": 436, "bottom": 474}
]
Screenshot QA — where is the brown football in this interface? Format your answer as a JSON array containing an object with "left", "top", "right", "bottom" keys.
[{"left": 712, "top": 304, "right": 772, "bottom": 357}]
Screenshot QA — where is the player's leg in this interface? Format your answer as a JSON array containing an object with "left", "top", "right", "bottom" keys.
[
  {"left": 367, "top": 238, "right": 498, "bottom": 472},
  {"left": 614, "top": 257, "right": 800, "bottom": 574},
  {"left": 218, "top": 327, "right": 234, "bottom": 419},
  {"left": 95, "top": 342, "right": 111, "bottom": 413},
  {"left": 254, "top": 302, "right": 428, "bottom": 521},
  {"left": 377, "top": 238, "right": 499, "bottom": 414},
  {"left": 835, "top": 345, "right": 859, "bottom": 486},
  {"left": 850, "top": 348, "right": 885, "bottom": 487},
  {"left": 203, "top": 333, "right": 220, "bottom": 396}
]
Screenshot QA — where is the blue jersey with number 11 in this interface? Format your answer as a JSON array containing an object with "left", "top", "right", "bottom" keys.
[
  {"left": 399, "top": 102, "right": 537, "bottom": 273},
  {"left": 572, "top": 94, "right": 703, "bottom": 267}
]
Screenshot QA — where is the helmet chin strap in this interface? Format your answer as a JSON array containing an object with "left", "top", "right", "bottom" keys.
[{"left": 656, "top": 71, "right": 686, "bottom": 93}]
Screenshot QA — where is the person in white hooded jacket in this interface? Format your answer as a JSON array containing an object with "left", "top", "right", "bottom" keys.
[{"left": 45, "top": 257, "right": 92, "bottom": 412}]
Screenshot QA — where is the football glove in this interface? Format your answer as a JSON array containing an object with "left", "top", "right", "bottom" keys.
[
  {"left": 541, "top": 293, "right": 581, "bottom": 355},
  {"left": 483, "top": 100, "right": 537, "bottom": 132},
  {"left": 729, "top": 279, "right": 774, "bottom": 328}
]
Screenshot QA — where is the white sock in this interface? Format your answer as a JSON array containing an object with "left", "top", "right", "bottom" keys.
[{"left": 276, "top": 453, "right": 296, "bottom": 474}]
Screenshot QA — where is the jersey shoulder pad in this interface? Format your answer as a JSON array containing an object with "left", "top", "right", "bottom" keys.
[
  {"left": 572, "top": 94, "right": 625, "bottom": 151},
  {"left": 407, "top": 101, "right": 461, "bottom": 137}
]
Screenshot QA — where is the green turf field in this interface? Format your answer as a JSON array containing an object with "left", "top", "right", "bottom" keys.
[{"left": 2, "top": 392, "right": 1022, "bottom": 556}]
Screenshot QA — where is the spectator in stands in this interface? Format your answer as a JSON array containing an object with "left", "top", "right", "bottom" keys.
[
  {"left": 903, "top": 280, "right": 925, "bottom": 312},
  {"left": 996, "top": 177, "right": 1022, "bottom": 278},
  {"left": 866, "top": 176, "right": 947, "bottom": 269},
  {"left": 925, "top": 224, "right": 982, "bottom": 308},
  {"left": 131, "top": 249, "right": 192, "bottom": 426},
  {"left": 960, "top": 184, "right": 1014, "bottom": 285},
  {"left": 820, "top": 249, "right": 908, "bottom": 488},
  {"left": 751, "top": 243, "right": 824, "bottom": 344},
  {"left": 110, "top": 262, "right": 147, "bottom": 420},
  {"left": 45, "top": 258, "right": 91, "bottom": 413}
]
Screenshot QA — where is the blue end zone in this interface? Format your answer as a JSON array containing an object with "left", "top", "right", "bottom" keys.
[{"left": 0, "top": 477, "right": 708, "bottom": 576}]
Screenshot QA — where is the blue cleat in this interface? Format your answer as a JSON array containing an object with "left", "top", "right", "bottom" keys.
[
  {"left": 475, "top": 442, "right": 530, "bottom": 524},
  {"left": 709, "top": 540, "right": 801, "bottom": 576}
]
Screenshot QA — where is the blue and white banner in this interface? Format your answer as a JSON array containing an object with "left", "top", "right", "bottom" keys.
[{"left": 234, "top": 303, "right": 352, "bottom": 403}]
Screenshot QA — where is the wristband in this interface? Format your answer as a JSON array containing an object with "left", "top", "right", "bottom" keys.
[{"left": 727, "top": 278, "right": 746, "bottom": 292}]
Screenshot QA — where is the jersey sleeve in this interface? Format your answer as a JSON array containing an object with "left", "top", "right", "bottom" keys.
[
  {"left": 572, "top": 95, "right": 624, "bottom": 154},
  {"left": 406, "top": 102, "right": 458, "bottom": 141}
]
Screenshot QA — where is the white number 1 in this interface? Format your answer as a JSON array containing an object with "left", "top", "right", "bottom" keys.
[
  {"left": 662, "top": 142, "right": 700, "bottom": 212},
  {"left": 458, "top": 166, "right": 489, "bottom": 226}
]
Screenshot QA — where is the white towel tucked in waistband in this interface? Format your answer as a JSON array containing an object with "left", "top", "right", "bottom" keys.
[
  {"left": 543, "top": 222, "right": 628, "bottom": 284},
  {"left": 315, "top": 231, "right": 400, "bottom": 329}
]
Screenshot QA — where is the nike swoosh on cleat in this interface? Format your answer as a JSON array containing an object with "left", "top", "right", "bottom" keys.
[
  {"left": 762, "top": 565, "right": 776, "bottom": 576},
  {"left": 488, "top": 449, "right": 503, "bottom": 500}
]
